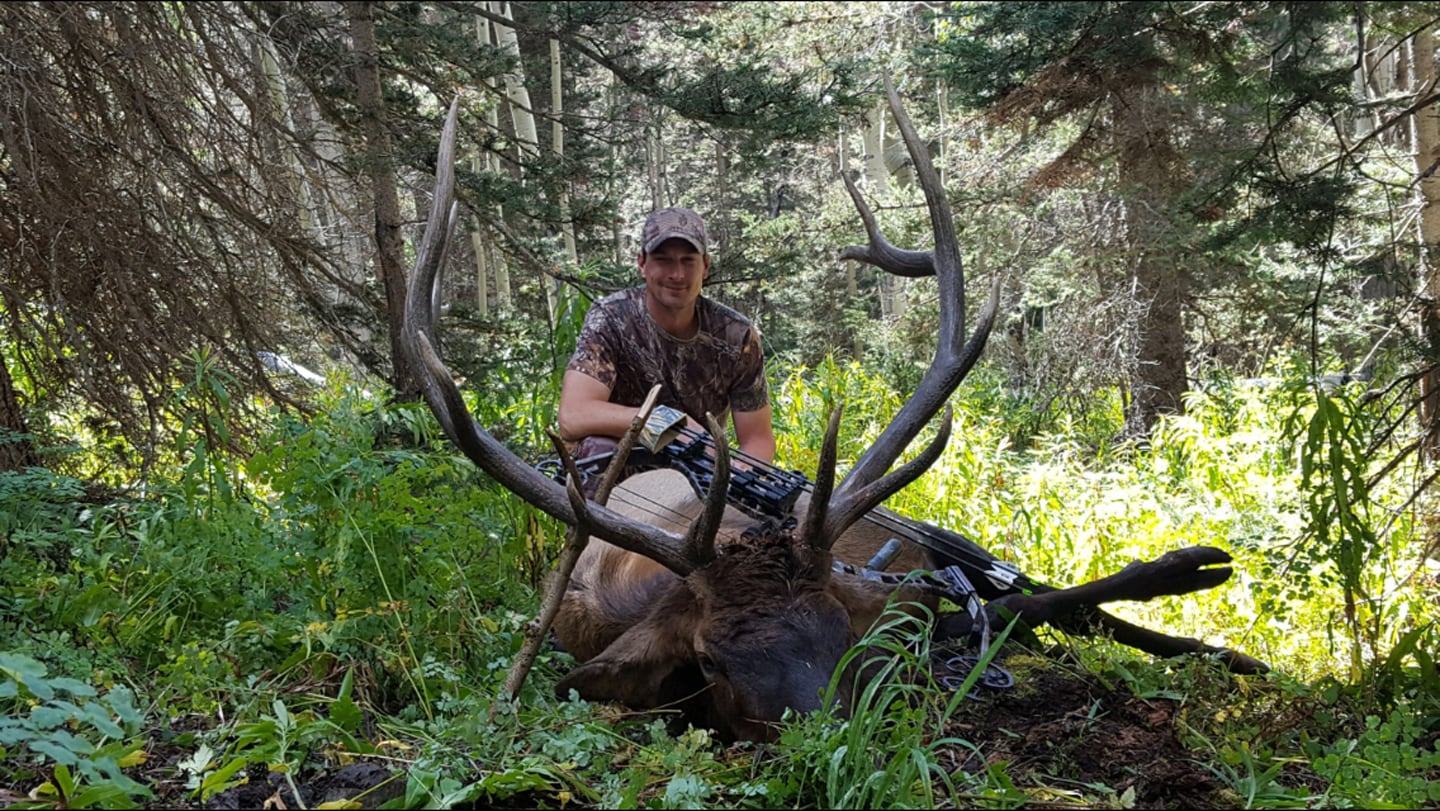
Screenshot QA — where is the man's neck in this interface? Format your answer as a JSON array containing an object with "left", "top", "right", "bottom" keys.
[{"left": 645, "top": 294, "right": 701, "bottom": 339}]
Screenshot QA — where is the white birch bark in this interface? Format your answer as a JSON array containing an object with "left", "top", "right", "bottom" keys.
[
  {"left": 547, "top": 37, "right": 575, "bottom": 323},
  {"left": 863, "top": 102, "right": 905, "bottom": 320},
  {"left": 493, "top": 1, "right": 539, "bottom": 161},
  {"left": 1410, "top": 28, "right": 1440, "bottom": 452}
]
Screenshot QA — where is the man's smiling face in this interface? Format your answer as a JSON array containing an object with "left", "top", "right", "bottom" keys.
[{"left": 640, "top": 238, "right": 710, "bottom": 317}]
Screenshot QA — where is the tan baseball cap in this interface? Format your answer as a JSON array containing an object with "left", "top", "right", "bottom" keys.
[{"left": 641, "top": 207, "right": 708, "bottom": 255}]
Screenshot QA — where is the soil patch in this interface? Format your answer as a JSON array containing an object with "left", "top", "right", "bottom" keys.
[
  {"left": 938, "top": 657, "right": 1224, "bottom": 808},
  {"left": 202, "top": 762, "right": 403, "bottom": 809}
]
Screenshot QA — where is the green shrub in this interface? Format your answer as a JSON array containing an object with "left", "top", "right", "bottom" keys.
[
  {"left": 1309, "top": 708, "right": 1440, "bottom": 807},
  {"left": 0, "top": 652, "right": 150, "bottom": 809}
]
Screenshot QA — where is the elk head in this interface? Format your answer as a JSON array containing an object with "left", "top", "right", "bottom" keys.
[
  {"left": 403, "top": 82, "right": 997, "bottom": 741},
  {"left": 554, "top": 517, "right": 859, "bottom": 742}
]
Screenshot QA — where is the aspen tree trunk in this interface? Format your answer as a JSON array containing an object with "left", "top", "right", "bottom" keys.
[
  {"left": 493, "top": 2, "right": 538, "bottom": 160},
  {"left": 258, "top": 38, "right": 319, "bottom": 241},
  {"left": 551, "top": 37, "right": 577, "bottom": 293},
  {"left": 647, "top": 112, "right": 664, "bottom": 211},
  {"left": 491, "top": 86, "right": 512, "bottom": 309},
  {"left": 714, "top": 138, "right": 729, "bottom": 254},
  {"left": 493, "top": 1, "right": 546, "bottom": 319},
  {"left": 1411, "top": 29, "right": 1440, "bottom": 456},
  {"left": 863, "top": 102, "right": 905, "bottom": 320},
  {"left": 1352, "top": 14, "right": 1372, "bottom": 140},
  {"left": 936, "top": 81, "right": 948, "bottom": 189},
  {"left": 836, "top": 121, "right": 860, "bottom": 357},
  {"left": 469, "top": 10, "right": 489, "bottom": 315},
  {"left": 471, "top": 12, "right": 511, "bottom": 314},
  {"left": 295, "top": 93, "right": 367, "bottom": 292},
  {"left": 607, "top": 75, "right": 624, "bottom": 266},
  {"left": 836, "top": 123, "right": 858, "bottom": 300},
  {"left": 348, "top": 0, "right": 416, "bottom": 395},
  {"left": 470, "top": 228, "right": 489, "bottom": 316},
  {"left": 544, "top": 38, "right": 573, "bottom": 324}
]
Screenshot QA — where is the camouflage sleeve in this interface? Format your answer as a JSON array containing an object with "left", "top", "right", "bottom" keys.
[
  {"left": 566, "top": 304, "right": 618, "bottom": 390},
  {"left": 728, "top": 325, "right": 769, "bottom": 413}
]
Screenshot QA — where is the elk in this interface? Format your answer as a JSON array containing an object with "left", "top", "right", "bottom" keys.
[{"left": 403, "top": 86, "right": 1265, "bottom": 743}]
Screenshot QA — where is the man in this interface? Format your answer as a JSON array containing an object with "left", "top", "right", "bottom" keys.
[{"left": 557, "top": 207, "right": 776, "bottom": 471}]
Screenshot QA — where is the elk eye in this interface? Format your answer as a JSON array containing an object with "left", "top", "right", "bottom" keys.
[{"left": 696, "top": 652, "right": 722, "bottom": 677}]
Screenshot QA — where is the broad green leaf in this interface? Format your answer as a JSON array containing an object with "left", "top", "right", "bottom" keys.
[
  {"left": 330, "top": 693, "right": 363, "bottom": 733},
  {"left": 31, "top": 702, "right": 81, "bottom": 729},
  {"left": 0, "top": 653, "right": 52, "bottom": 700},
  {"left": 47, "top": 678, "right": 97, "bottom": 699},
  {"left": 105, "top": 686, "right": 142, "bottom": 729},
  {"left": 78, "top": 701, "right": 125, "bottom": 739},
  {"left": 31, "top": 738, "right": 82, "bottom": 766},
  {"left": 70, "top": 783, "right": 143, "bottom": 810},
  {"left": 198, "top": 757, "right": 249, "bottom": 802}
]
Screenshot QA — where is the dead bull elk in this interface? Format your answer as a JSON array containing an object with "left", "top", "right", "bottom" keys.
[{"left": 404, "top": 87, "right": 1266, "bottom": 743}]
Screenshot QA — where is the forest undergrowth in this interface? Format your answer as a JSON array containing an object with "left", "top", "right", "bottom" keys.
[{"left": 1, "top": 359, "right": 1438, "bottom": 809}]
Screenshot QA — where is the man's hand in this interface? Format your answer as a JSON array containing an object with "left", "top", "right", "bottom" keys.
[{"left": 639, "top": 405, "right": 688, "bottom": 451}]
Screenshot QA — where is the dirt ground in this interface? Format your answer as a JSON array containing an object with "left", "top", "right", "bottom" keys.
[{"left": 937, "top": 660, "right": 1228, "bottom": 809}]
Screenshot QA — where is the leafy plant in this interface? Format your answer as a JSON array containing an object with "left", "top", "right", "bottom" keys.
[
  {"left": 1309, "top": 708, "right": 1440, "bottom": 808},
  {"left": 0, "top": 653, "right": 150, "bottom": 809},
  {"left": 1290, "top": 389, "right": 1379, "bottom": 679}
]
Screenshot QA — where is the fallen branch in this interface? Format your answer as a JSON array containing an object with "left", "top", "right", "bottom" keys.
[{"left": 494, "top": 384, "right": 662, "bottom": 712}]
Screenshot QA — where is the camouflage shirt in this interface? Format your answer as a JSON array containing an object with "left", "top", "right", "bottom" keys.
[{"left": 567, "top": 287, "right": 768, "bottom": 425}]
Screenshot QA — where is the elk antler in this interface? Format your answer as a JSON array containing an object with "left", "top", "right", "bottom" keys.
[
  {"left": 800, "top": 406, "right": 843, "bottom": 547},
  {"left": 816, "top": 78, "right": 999, "bottom": 547},
  {"left": 402, "top": 99, "right": 730, "bottom": 577}
]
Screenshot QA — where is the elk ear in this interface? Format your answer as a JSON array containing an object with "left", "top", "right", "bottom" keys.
[{"left": 555, "top": 598, "right": 704, "bottom": 710}]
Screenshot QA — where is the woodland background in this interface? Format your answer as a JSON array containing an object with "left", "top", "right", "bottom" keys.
[{"left": 1, "top": 2, "right": 1439, "bottom": 808}]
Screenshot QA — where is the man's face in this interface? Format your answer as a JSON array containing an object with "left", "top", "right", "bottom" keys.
[{"left": 639, "top": 238, "right": 710, "bottom": 314}]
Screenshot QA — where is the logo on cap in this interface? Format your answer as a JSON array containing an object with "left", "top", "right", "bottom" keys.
[{"left": 642, "top": 207, "right": 708, "bottom": 255}]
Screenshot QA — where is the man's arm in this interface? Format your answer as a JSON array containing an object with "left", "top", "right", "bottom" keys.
[
  {"left": 731, "top": 404, "right": 776, "bottom": 466},
  {"left": 556, "top": 370, "right": 641, "bottom": 442}
]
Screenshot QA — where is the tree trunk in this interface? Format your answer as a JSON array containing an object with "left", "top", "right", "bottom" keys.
[
  {"left": 0, "top": 358, "right": 37, "bottom": 472},
  {"left": 492, "top": 2, "right": 545, "bottom": 319},
  {"left": 296, "top": 91, "right": 368, "bottom": 290},
  {"left": 486, "top": 63, "right": 511, "bottom": 307},
  {"left": 646, "top": 108, "right": 664, "bottom": 211},
  {"left": 258, "top": 36, "right": 322, "bottom": 245},
  {"left": 936, "top": 80, "right": 948, "bottom": 190},
  {"left": 493, "top": 2, "right": 539, "bottom": 160},
  {"left": 1114, "top": 81, "right": 1188, "bottom": 438},
  {"left": 469, "top": 214, "right": 495, "bottom": 320},
  {"left": 548, "top": 36, "right": 575, "bottom": 322},
  {"left": 838, "top": 123, "right": 857, "bottom": 293},
  {"left": 1411, "top": 28, "right": 1440, "bottom": 456},
  {"left": 347, "top": 1, "right": 416, "bottom": 396},
  {"left": 863, "top": 102, "right": 905, "bottom": 321},
  {"left": 552, "top": 38, "right": 577, "bottom": 268}
]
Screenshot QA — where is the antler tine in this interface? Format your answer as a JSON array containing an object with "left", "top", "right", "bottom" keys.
[
  {"left": 837, "top": 170, "right": 934, "bottom": 278},
  {"left": 800, "top": 405, "right": 844, "bottom": 550},
  {"left": 822, "top": 406, "right": 954, "bottom": 546},
  {"left": 827, "top": 77, "right": 998, "bottom": 534},
  {"left": 402, "top": 99, "right": 701, "bottom": 578},
  {"left": 681, "top": 413, "right": 730, "bottom": 567}
]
